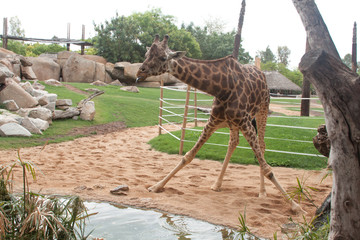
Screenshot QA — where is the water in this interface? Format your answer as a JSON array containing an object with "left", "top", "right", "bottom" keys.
[{"left": 84, "top": 201, "right": 244, "bottom": 240}]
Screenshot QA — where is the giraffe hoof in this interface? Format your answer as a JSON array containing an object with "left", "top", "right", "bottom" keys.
[
  {"left": 148, "top": 185, "right": 164, "bottom": 193},
  {"left": 291, "top": 201, "right": 307, "bottom": 215},
  {"left": 258, "top": 192, "right": 267, "bottom": 198},
  {"left": 211, "top": 184, "right": 221, "bottom": 192}
]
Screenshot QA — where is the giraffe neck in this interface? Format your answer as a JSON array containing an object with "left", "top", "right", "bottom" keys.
[{"left": 168, "top": 56, "right": 235, "bottom": 99}]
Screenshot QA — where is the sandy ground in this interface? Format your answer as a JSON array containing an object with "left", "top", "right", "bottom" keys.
[{"left": 2, "top": 122, "right": 331, "bottom": 238}]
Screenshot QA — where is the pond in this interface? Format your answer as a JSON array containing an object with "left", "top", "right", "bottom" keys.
[{"left": 84, "top": 201, "right": 246, "bottom": 240}]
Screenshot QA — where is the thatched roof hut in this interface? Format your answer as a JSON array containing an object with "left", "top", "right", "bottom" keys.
[{"left": 264, "top": 71, "right": 302, "bottom": 95}]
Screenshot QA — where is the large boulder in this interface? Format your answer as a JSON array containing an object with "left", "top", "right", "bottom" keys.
[
  {"left": 0, "top": 79, "right": 38, "bottom": 108},
  {"left": 81, "top": 55, "right": 107, "bottom": 64},
  {"left": 28, "top": 57, "right": 61, "bottom": 81},
  {"left": 57, "top": 51, "right": 77, "bottom": 69},
  {"left": 120, "top": 63, "right": 181, "bottom": 87},
  {"left": 0, "top": 48, "right": 16, "bottom": 59},
  {"left": 62, "top": 53, "right": 112, "bottom": 83}
]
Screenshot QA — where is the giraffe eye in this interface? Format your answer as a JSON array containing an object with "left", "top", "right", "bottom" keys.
[{"left": 160, "top": 56, "right": 167, "bottom": 62}]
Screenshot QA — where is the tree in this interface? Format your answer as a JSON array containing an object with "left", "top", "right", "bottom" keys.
[
  {"left": 9, "top": 16, "right": 25, "bottom": 37},
  {"left": 293, "top": 0, "right": 360, "bottom": 238},
  {"left": 183, "top": 23, "right": 252, "bottom": 63},
  {"left": 93, "top": 9, "right": 201, "bottom": 63},
  {"left": 342, "top": 53, "right": 352, "bottom": 68},
  {"left": 277, "top": 46, "right": 291, "bottom": 66},
  {"left": 257, "top": 46, "right": 276, "bottom": 63}
]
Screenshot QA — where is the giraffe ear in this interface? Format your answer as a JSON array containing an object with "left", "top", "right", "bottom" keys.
[{"left": 168, "top": 51, "right": 186, "bottom": 60}]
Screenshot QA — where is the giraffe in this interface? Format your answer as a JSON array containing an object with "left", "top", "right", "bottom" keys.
[{"left": 136, "top": 35, "right": 304, "bottom": 213}]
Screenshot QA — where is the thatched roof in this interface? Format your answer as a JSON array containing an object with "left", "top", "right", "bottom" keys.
[{"left": 264, "top": 71, "right": 301, "bottom": 92}]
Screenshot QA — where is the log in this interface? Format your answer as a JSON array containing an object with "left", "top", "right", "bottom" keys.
[{"left": 299, "top": 49, "right": 360, "bottom": 239}]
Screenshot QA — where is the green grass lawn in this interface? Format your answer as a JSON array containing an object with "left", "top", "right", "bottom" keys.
[{"left": 0, "top": 82, "right": 327, "bottom": 170}]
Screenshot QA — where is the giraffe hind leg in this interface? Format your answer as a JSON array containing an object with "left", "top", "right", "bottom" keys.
[{"left": 241, "top": 123, "right": 306, "bottom": 214}]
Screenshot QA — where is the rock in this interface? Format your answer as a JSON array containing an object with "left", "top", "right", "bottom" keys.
[
  {"left": 28, "top": 57, "right": 61, "bottom": 81},
  {"left": 81, "top": 55, "right": 107, "bottom": 64},
  {"left": 0, "top": 80, "right": 38, "bottom": 108},
  {"left": 21, "top": 66, "right": 37, "bottom": 80},
  {"left": 21, "top": 117, "right": 42, "bottom": 134},
  {"left": 46, "top": 93, "right": 58, "bottom": 103},
  {"left": 56, "top": 99, "right": 72, "bottom": 106},
  {"left": 110, "top": 184, "right": 129, "bottom": 196},
  {"left": 3, "top": 100, "right": 19, "bottom": 111},
  {"left": 36, "top": 95, "right": 50, "bottom": 106},
  {"left": 62, "top": 53, "right": 112, "bottom": 83},
  {"left": 52, "top": 107, "right": 80, "bottom": 120},
  {"left": 57, "top": 51, "right": 77, "bottom": 68},
  {"left": 85, "top": 88, "right": 101, "bottom": 93},
  {"left": 90, "top": 80, "right": 107, "bottom": 86},
  {"left": 20, "top": 81, "right": 35, "bottom": 94},
  {"left": 123, "top": 63, "right": 141, "bottom": 84},
  {"left": 0, "top": 122, "right": 31, "bottom": 137},
  {"left": 44, "top": 102, "right": 56, "bottom": 112},
  {"left": 79, "top": 101, "right": 95, "bottom": 120},
  {"left": 30, "top": 118, "right": 49, "bottom": 131},
  {"left": 120, "top": 86, "right": 139, "bottom": 93},
  {"left": 0, "top": 114, "right": 17, "bottom": 126},
  {"left": 32, "top": 81, "right": 45, "bottom": 90},
  {"left": 0, "top": 48, "right": 17, "bottom": 59},
  {"left": 0, "top": 63, "right": 15, "bottom": 84},
  {"left": 44, "top": 79, "right": 62, "bottom": 86},
  {"left": 31, "top": 89, "right": 48, "bottom": 97},
  {"left": 28, "top": 107, "right": 52, "bottom": 123},
  {"left": 109, "top": 80, "right": 123, "bottom": 86}
]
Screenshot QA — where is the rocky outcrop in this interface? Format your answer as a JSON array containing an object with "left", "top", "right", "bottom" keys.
[{"left": 0, "top": 61, "right": 100, "bottom": 137}]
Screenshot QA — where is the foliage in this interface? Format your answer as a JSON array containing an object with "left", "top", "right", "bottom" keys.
[
  {"left": 183, "top": 22, "right": 252, "bottom": 63},
  {"left": 1, "top": 40, "right": 66, "bottom": 57},
  {"left": 93, "top": 8, "right": 201, "bottom": 63},
  {"left": 277, "top": 46, "right": 291, "bottom": 67},
  {"left": 0, "top": 148, "right": 94, "bottom": 239},
  {"left": 257, "top": 45, "right": 276, "bottom": 64},
  {"left": 9, "top": 16, "right": 25, "bottom": 37}
]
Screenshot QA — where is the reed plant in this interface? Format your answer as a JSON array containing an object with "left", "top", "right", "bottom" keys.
[{"left": 0, "top": 148, "right": 95, "bottom": 239}]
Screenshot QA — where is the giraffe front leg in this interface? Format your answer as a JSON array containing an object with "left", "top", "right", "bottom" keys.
[
  {"left": 149, "top": 121, "right": 218, "bottom": 193},
  {"left": 259, "top": 169, "right": 267, "bottom": 197},
  {"left": 211, "top": 129, "right": 239, "bottom": 191},
  {"left": 148, "top": 154, "right": 192, "bottom": 192}
]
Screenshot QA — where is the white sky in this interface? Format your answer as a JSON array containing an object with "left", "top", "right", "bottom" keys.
[{"left": 1, "top": 0, "right": 359, "bottom": 68}]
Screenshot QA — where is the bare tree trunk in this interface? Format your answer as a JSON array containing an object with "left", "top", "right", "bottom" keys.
[
  {"left": 293, "top": 0, "right": 360, "bottom": 238},
  {"left": 300, "top": 38, "right": 311, "bottom": 116},
  {"left": 352, "top": 22, "right": 357, "bottom": 73},
  {"left": 232, "top": 0, "right": 246, "bottom": 59}
]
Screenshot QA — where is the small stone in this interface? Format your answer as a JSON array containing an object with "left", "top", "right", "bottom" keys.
[{"left": 110, "top": 184, "right": 129, "bottom": 194}]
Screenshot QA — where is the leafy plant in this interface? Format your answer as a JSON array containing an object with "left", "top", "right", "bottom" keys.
[
  {"left": 0, "top": 147, "right": 95, "bottom": 239},
  {"left": 288, "top": 175, "right": 319, "bottom": 209}
]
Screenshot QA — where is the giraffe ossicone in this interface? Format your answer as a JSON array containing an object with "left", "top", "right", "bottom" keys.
[{"left": 136, "top": 35, "right": 305, "bottom": 214}]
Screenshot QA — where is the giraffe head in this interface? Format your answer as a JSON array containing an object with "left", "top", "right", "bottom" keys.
[{"left": 136, "top": 35, "right": 186, "bottom": 81}]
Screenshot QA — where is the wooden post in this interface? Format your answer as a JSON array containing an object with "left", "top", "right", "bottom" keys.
[
  {"left": 2, "top": 18, "right": 8, "bottom": 49},
  {"left": 232, "top": 0, "right": 246, "bottom": 59},
  {"left": 352, "top": 22, "right": 357, "bottom": 73},
  {"left": 301, "top": 38, "right": 311, "bottom": 116},
  {"left": 255, "top": 57, "right": 261, "bottom": 69},
  {"left": 179, "top": 85, "right": 191, "bottom": 155},
  {"left": 158, "top": 79, "right": 164, "bottom": 135},
  {"left": 81, "top": 24, "right": 85, "bottom": 55},
  {"left": 67, "top": 23, "right": 70, "bottom": 51},
  {"left": 194, "top": 88, "right": 198, "bottom": 127}
]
